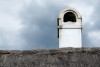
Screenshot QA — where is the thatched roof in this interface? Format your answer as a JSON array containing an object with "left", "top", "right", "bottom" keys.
[{"left": 0, "top": 48, "right": 100, "bottom": 67}]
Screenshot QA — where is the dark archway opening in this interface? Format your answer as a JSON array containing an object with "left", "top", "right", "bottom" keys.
[{"left": 63, "top": 12, "right": 76, "bottom": 22}]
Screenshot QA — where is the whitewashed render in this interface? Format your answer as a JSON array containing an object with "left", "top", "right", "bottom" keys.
[{"left": 58, "top": 8, "right": 82, "bottom": 48}]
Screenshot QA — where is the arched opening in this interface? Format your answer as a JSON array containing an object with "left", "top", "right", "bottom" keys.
[{"left": 63, "top": 12, "right": 76, "bottom": 22}]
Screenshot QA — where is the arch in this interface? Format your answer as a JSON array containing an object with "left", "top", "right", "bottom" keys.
[
  {"left": 63, "top": 12, "right": 76, "bottom": 22},
  {"left": 58, "top": 8, "right": 82, "bottom": 25}
]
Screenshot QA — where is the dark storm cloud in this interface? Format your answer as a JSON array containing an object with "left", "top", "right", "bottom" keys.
[
  {"left": 19, "top": 1, "right": 68, "bottom": 49},
  {"left": 19, "top": 0, "right": 100, "bottom": 49}
]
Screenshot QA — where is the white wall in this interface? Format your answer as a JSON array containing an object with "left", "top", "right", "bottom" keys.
[{"left": 59, "top": 29, "right": 82, "bottom": 48}]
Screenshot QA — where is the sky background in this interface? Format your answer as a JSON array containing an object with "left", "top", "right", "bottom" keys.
[{"left": 0, "top": 0, "right": 100, "bottom": 50}]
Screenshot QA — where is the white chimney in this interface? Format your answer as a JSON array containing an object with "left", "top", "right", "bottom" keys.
[{"left": 57, "top": 8, "right": 82, "bottom": 48}]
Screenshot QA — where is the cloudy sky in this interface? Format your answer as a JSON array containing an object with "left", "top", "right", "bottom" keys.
[{"left": 0, "top": 0, "right": 99, "bottom": 50}]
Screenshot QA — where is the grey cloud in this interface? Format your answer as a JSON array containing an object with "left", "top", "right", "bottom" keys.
[
  {"left": 19, "top": 1, "right": 66, "bottom": 49},
  {"left": 82, "top": 23, "right": 91, "bottom": 47},
  {"left": 19, "top": 0, "right": 100, "bottom": 49},
  {"left": 92, "top": 2, "right": 100, "bottom": 31},
  {"left": 82, "top": 0, "right": 100, "bottom": 47}
]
